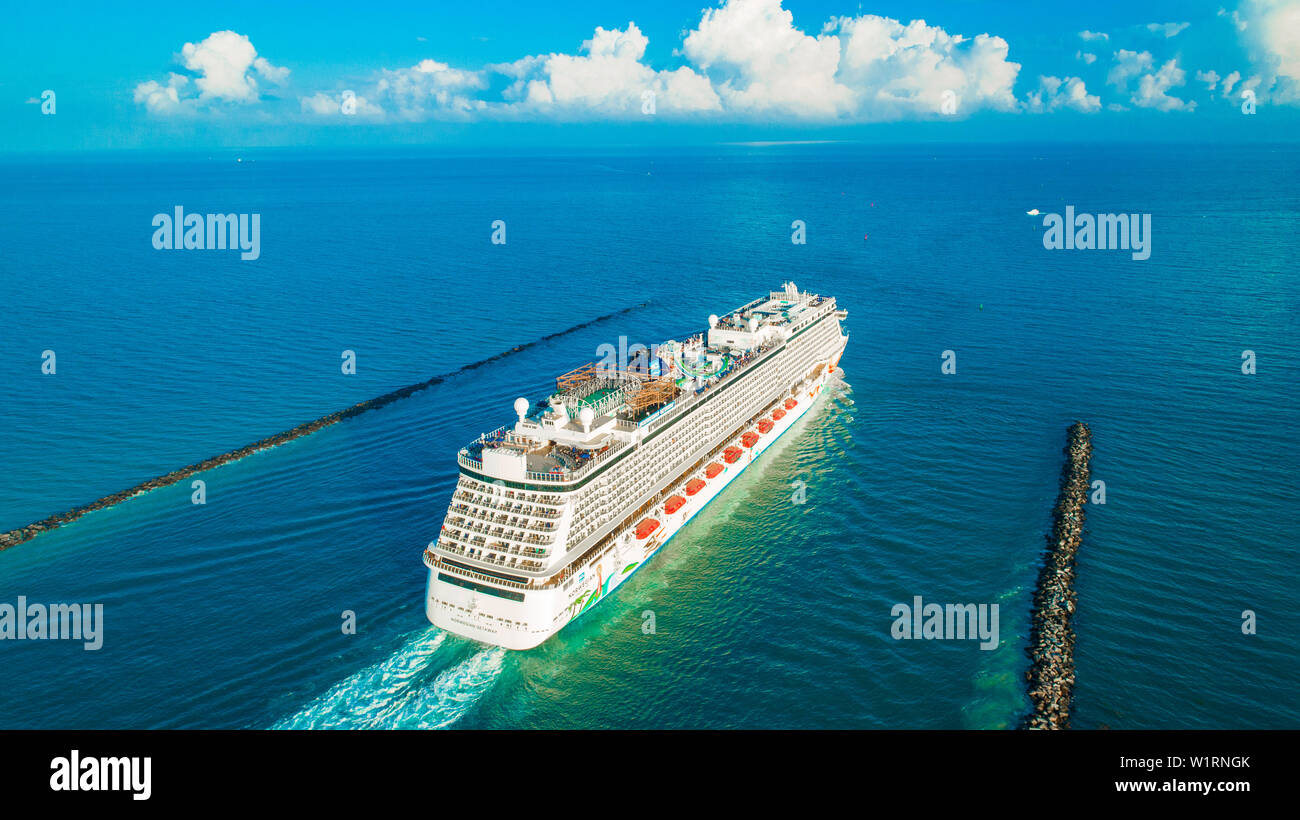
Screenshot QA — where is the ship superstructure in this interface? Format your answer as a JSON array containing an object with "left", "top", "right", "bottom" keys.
[{"left": 423, "top": 283, "right": 848, "bottom": 648}]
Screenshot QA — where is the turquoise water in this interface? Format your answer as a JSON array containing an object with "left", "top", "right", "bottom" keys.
[{"left": 0, "top": 144, "right": 1296, "bottom": 728}]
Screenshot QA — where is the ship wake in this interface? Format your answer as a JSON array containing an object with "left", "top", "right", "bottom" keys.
[{"left": 272, "top": 628, "right": 507, "bottom": 730}]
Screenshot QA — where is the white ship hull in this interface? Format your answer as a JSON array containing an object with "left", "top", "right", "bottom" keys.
[{"left": 424, "top": 361, "right": 841, "bottom": 650}]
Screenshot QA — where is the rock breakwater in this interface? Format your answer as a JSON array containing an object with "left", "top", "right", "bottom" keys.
[{"left": 1023, "top": 421, "right": 1092, "bottom": 730}]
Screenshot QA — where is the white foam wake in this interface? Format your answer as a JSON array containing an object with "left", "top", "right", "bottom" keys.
[
  {"left": 391, "top": 643, "right": 509, "bottom": 729},
  {"left": 273, "top": 628, "right": 507, "bottom": 729}
]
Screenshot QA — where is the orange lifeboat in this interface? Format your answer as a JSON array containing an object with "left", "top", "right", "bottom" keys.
[
  {"left": 784, "top": 398, "right": 797, "bottom": 410},
  {"left": 664, "top": 495, "right": 686, "bottom": 514},
  {"left": 635, "top": 518, "right": 660, "bottom": 539},
  {"left": 685, "top": 478, "right": 706, "bottom": 496},
  {"left": 772, "top": 408, "right": 786, "bottom": 421},
  {"left": 724, "top": 447, "right": 742, "bottom": 464},
  {"left": 705, "top": 462, "right": 723, "bottom": 479},
  {"left": 757, "top": 419, "right": 774, "bottom": 434},
  {"left": 742, "top": 431, "right": 760, "bottom": 448}
]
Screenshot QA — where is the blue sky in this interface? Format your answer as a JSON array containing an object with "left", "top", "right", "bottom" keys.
[{"left": 5, "top": 0, "right": 1299, "bottom": 152}]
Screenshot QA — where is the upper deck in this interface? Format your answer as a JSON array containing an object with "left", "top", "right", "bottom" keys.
[{"left": 457, "top": 283, "right": 841, "bottom": 484}]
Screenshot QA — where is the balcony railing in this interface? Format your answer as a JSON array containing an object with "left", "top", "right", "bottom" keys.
[{"left": 425, "top": 550, "right": 532, "bottom": 589}]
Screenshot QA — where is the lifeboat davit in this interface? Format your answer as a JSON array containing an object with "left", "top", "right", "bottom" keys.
[
  {"left": 635, "top": 518, "right": 660, "bottom": 539},
  {"left": 723, "top": 447, "right": 742, "bottom": 464},
  {"left": 665, "top": 495, "right": 686, "bottom": 514},
  {"left": 784, "top": 398, "right": 797, "bottom": 410},
  {"left": 742, "top": 431, "right": 760, "bottom": 448},
  {"left": 757, "top": 419, "right": 774, "bottom": 434},
  {"left": 685, "top": 478, "right": 706, "bottom": 496},
  {"left": 705, "top": 462, "right": 723, "bottom": 479},
  {"left": 772, "top": 408, "right": 786, "bottom": 421}
]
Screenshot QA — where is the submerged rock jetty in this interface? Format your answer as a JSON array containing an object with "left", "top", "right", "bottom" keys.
[
  {"left": 1023, "top": 421, "right": 1092, "bottom": 730},
  {"left": 0, "top": 303, "right": 649, "bottom": 552}
]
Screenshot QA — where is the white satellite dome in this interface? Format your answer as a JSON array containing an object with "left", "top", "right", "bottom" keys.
[
  {"left": 579, "top": 406, "right": 595, "bottom": 431},
  {"left": 708, "top": 314, "right": 719, "bottom": 328},
  {"left": 514, "top": 397, "right": 529, "bottom": 419}
]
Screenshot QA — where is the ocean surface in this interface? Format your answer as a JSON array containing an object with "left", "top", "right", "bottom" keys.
[{"left": 0, "top": 143, "right": 1296, "bottom": 729}]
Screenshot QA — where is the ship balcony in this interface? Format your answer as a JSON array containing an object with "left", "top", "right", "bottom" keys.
[
  {"left": 509, "top": 492, "right": 564, "bottom": 506},
  {"left": 451, "top": 493, "right": 562, "bottom": 519},
  {"left": 474, "top": 513, "right": 556, "bottom": 534},
  {"left": 450, "top": 498, "right": 562, "bottom": 529},
  {"left": 456, "top": 487, "right": 565, "bottom": 510},
  {"left": 480, "top": 514, "right": 556, "bottom": 534},
  {"left": 437, "top": 539, "right": 545, "bottom": 572},
  {"left": 424, "top": 550, "right": 533, "bottom": 590},
  {"left": 435, "top": 537, "right": 549, "bottom": 569},
  {"left": 440, "top": 528, "right": 553, "bottom": 556},
  {"left": 479, "top": 555, "right": 545, "bottom": 572},
  {"left": 444, "top": 523, "right": 557, "bottom": 545},
  {"left": 487, "top": 541, "right": 549, "bottom": 561}
]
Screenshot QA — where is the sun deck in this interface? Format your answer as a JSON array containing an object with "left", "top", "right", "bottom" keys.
[{"left": 457, "top": 283, "right": 839, "bottom": 484}]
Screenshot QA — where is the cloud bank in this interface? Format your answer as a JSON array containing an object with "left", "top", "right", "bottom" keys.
[
  {"left": 131, "top": 0, "right": 1300, "bottom": 124},
  {"left": 136, "top": 1, "right": 1031, "bottom": 122}
]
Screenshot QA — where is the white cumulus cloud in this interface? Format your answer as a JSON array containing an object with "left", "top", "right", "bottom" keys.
[
  {"left": 373, "top": 59, "right": 489, "bottom": 119},
  {"left": 680, "top": 0, "right": 1021, "bottom": 119},
  {"left": 1132, "top": 59, "right": 1196, "bottom": 110},
  {"left": 300, "top": 91, "right": 384, "bottom": 117},
  {"left": 1107, "top": 50, "right": 1154, "bottom": 88},
  {"left": 682, "top": 0, "right": 850, "bottom": 118},
  {"left": 134, "top": 31, "right": 288, "bottom": 114},
  {"left": 1233, "top": 0, "right": 1300, "bottom": 103},
  {"left": 299, "top": 1, "right": 1022, "bottom": 123},
  {"left": 1026, "top": 75, "right": 1101, "bottom": 112},
  {"left": 133, "top": 73, "right": 189, "bottom": 114},
  {"left": 137, "top": 1, "right": 1224, "bottom": 124},
  {"left": 1107, "top": 50, "right": 1194, "bottom": 111},
  {"left": 494, "top": 23, "right": 721, "bottom": 117}
]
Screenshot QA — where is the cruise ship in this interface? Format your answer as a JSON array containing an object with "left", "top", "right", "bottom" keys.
[{"left": 423, "top": 283, "right": 848, "bottom": 649}]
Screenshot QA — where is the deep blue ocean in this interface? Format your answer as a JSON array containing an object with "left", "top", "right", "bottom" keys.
[{"left": 0, "top": 143, "right": 1295, "bottom": 729}]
